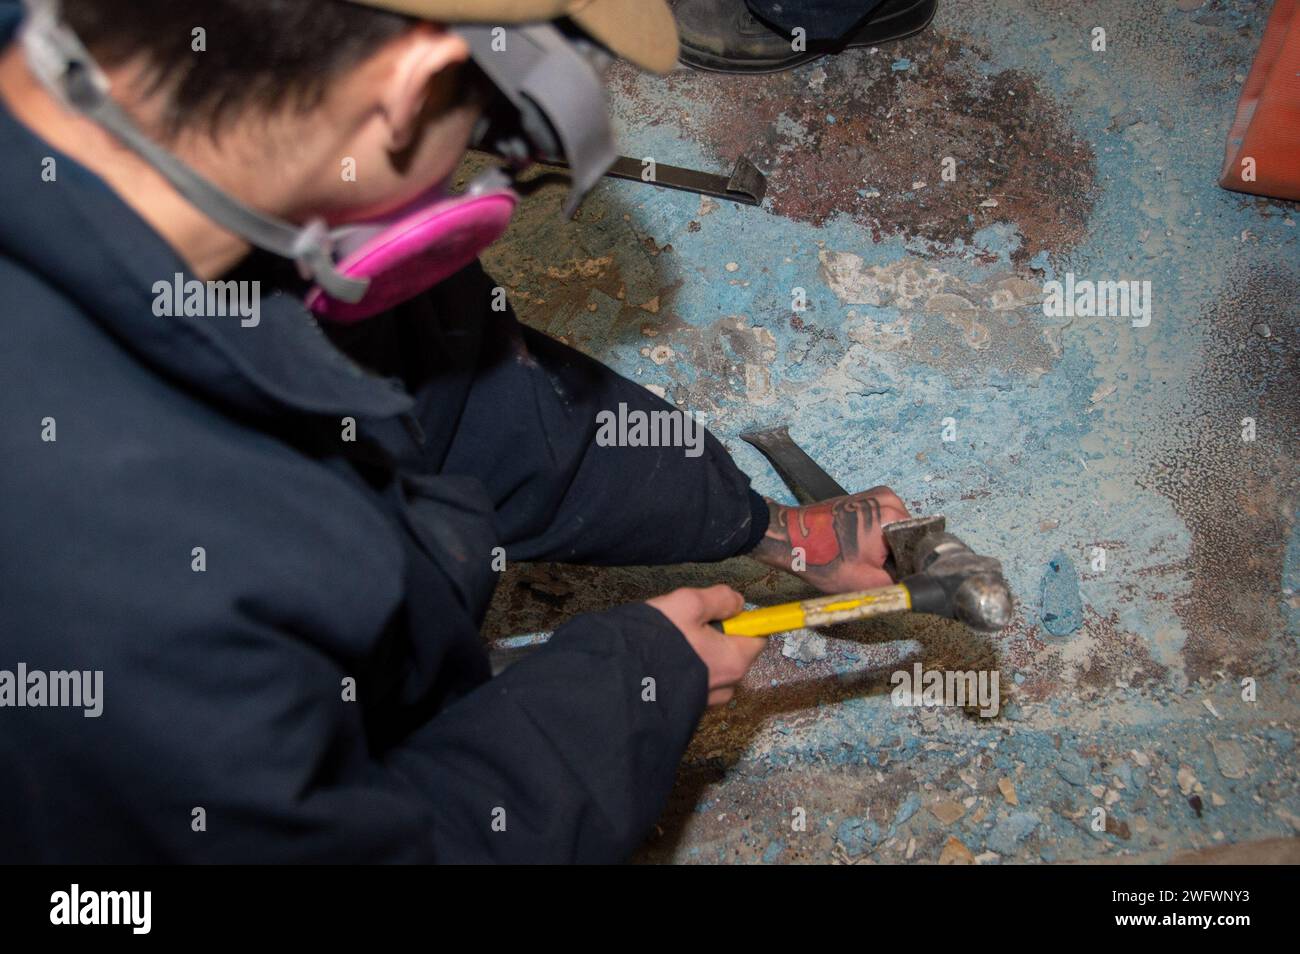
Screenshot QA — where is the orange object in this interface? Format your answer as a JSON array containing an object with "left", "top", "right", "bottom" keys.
[{"left": 1219, "top": 0, "right": 1300, "bottom": 201}]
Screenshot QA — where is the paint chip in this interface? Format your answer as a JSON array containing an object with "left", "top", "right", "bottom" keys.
[
  {"left": 1089, "top": 382, "right": 1117, "bottom": 404},
  {"left": 1210, "top": 737, "right": 1248, "bottom": 779},
  {"left": 929, "top": 799, "right": 966, "bottom": 825},
  {"left": 781, "top": 631, "right": 828, "bottom": 663},
  {"left": 986, "top": 812, "right": 1039, "bottom": 855},
  {"left": 938, "top": 836, "right": 974, "bottom": 865}
]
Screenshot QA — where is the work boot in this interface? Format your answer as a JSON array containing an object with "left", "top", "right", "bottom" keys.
[{"left": 671, "top": 0, "right": 937, "bottom": 73}]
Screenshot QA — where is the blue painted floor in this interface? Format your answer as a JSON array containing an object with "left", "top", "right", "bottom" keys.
[{"left": 478, "top": 0, "right": 1299, "bottom": 862}]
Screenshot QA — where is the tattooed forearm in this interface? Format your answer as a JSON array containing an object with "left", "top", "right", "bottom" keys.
[{"left": 751, "top": 494, "right": 884, "bottom": 589}]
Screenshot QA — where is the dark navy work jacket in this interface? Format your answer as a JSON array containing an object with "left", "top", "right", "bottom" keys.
[{"left": 0, "top": 8, "right": 766, "bottom": 862}]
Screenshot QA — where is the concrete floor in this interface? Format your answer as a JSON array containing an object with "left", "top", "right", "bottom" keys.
[{"left": 475, "top": 0, "right": 1299, "bottom": 863}]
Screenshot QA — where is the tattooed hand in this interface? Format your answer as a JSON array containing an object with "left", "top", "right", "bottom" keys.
[{"left": 750, "top": 487, "right": 910, "bottom": 594}]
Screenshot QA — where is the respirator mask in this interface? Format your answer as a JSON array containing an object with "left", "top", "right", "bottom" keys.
[{"left": 20, "top": 0, "right": 620, "bottom": 322}]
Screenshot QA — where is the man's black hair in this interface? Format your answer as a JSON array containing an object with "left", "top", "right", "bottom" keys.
[{"left": 61, "top": 0, "right": 414, "bottom": 136}]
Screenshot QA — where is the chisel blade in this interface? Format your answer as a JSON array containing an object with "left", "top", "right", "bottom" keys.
[{"left": 740, "top": 425, "right": 848, "bottom": 505}]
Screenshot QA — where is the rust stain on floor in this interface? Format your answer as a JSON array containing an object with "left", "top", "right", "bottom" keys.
[{"left": 610, "top": 31, "right": 1097, "bottom": 263}]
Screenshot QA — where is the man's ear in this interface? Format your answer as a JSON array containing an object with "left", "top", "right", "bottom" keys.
[{"left": 381, "top": 24, "right": 471, "bottom": 153}]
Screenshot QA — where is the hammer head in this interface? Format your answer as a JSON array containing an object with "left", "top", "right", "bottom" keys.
[
  {"left": 884, "top": 515, "right": 1013, "bottom": 632},
  {"left": 883, "top": 515, "right": 948, "bottom": 578}
]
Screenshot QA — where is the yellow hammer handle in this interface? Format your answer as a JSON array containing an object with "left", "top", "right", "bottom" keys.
[{"left": 718, "top": 584, "right": 913, "bottom": 638}]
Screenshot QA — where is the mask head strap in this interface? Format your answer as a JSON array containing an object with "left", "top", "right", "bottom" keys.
[{"left": 19, "top": 0, "right": 369, "bottom": 303}]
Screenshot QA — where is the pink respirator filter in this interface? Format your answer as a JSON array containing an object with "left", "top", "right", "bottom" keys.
[{"left": 305, "top": 188, "right": 518, "bottom": 323}]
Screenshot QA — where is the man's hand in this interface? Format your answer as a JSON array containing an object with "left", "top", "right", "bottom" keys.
[
  {"left": 646, "top": 585, "right": 767, "bottom": 706},
  {"left": 750, "top": 486, "right": 911, "bottom": 594}
]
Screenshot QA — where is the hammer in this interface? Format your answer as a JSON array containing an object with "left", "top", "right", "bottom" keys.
[
  {"left": 720, "top": 427, "right": 1014, "bottom": 635},
  {"left": 490, "top": 515, "right": 1011, "bottom": 674},
  {"left": 487, "top": 427, "right": 1013, "bottom": 675},
  {"left": 718, "top": 513, "right": 1012, "bottom": 635}
]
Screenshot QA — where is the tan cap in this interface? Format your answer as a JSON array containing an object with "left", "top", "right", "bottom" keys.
[{"left": 344, "top": 0, "right": 680, "bottom": 74}]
